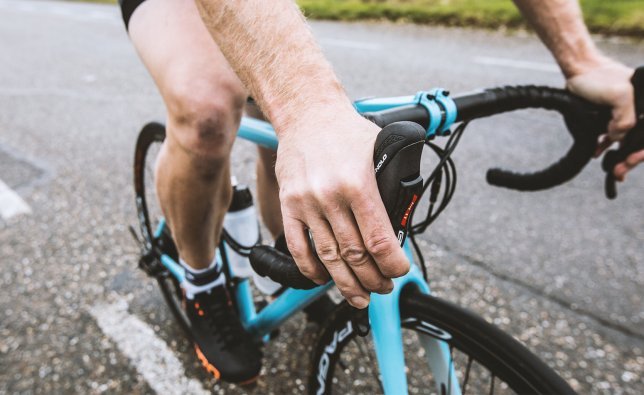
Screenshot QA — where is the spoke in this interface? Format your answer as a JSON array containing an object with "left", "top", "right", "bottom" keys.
[
  {"left": 462, "top": 356, "right": 473, "bottom": 395},
  {"left": 489, "top": 374, "right": 495, "bottom": 395},
  {"left": 354, "top": 337, "right": 384, "bottom": 393}
]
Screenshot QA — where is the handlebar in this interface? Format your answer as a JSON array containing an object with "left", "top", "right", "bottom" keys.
[
  {"left": 250, "top": 68, "right": 644, "bottom": 290},
  {"left": 365, "top": 67, "right": 644, "bottom": 195},
  {"left": 365, "top": 86, "right": 613, "bottom": 192}
]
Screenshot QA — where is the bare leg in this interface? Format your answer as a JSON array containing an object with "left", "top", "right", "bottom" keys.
[
  {"left": 128, "top": 0, "right": 246, "bottom": 269},
  {"left": 245, "top": 101, "right": 283, "bottom": 238}
]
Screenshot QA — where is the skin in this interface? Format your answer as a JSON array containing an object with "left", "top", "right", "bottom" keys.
[
  {"left": 196, "top": 0, "right": 408, "bottom": 308},
  {"left": 513, "top": 0, "right": 642, "bottom": 181},
  {"left": 127, "top": 0, "right": 280, "bottom": 270}
]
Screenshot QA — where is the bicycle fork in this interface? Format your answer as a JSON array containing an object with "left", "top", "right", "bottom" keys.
[{"left": 369, "top": 246, "right": 461, "bottom": 395}]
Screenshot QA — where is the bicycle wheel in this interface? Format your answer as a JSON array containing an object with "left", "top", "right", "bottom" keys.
[
  {"left": 309, "top": 286, "right": 575, "bottom": 395},
  {"left": 133, "top": 122, "right": 192, "bottom": 336}
]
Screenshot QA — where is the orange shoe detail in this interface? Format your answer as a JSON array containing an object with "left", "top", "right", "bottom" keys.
[
  {"left": 194, "top": 345, "right": 221, "bottom": 379},
  {"left": 237, "top": 375, "right": 260, "bottom": 386}
]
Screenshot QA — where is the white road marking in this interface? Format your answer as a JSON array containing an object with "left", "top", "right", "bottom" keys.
[
  {"left": 473, "top": 56, "right": 559, "bottom": 73},
  {"left": 89, "top": 296, "right": 211, "bottom": 395},
  {"left": 0, "top": 179, "right": 31, "bottom": 220},
  {"left": 320, "top": 38, "right": 381, "bottom": 51},
  {"left": 0, "top": 0, "right": 119, "bottom": 24}
]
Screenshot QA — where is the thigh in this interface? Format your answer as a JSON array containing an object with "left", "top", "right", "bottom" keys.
[{"left": 127, "top": 0, "right": 246, "bottom": 128}]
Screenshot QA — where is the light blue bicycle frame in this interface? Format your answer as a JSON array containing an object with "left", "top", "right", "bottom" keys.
[{"left": 156, "top": 93, "right": 461, "bottom": 395}]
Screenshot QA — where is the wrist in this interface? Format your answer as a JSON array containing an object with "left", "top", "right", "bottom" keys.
[
  {"left": 557, "top": 41, "right": 607, "bottom": 78},
  {"left": 267, "top": 86, "right": 360, "bottom": 138}
]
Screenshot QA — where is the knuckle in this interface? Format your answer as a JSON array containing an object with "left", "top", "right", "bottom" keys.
[
  {"left": 316, "top": 242, "right": 341, "bottom": 264},
  {"left": 340, "top": 244, "right": 369, "bottom": 266},
  {"left": 364, "top": 233, "right": 396, "bottom": 258},
  {"left": 312, "top": 183, "right": 338, "bottom": 203},
  {"left": 279, "top": 187, "right": 304, "bottom": 205},
  {"left": 338, "top": 177, "right": 363, "bottom": 196}
]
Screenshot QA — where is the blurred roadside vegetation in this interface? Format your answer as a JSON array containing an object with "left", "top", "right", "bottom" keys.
[
  {"left": 75, "top": 0, "right": 644, "bottom": 37},
  {"left": 299, "top": 0, "right": 644, "bottom": 37}
]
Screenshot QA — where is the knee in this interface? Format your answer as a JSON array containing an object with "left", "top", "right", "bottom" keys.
[{"left": 165, "top": 79, "right": 245, "bottom": 162}]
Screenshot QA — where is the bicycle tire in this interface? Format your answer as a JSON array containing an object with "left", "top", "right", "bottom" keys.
[
  {"left": 310, "top": 286, "right": 575, "bottom": 395},
  {"left": 133, "top": 122, "right": 193, "bottom": 337}
]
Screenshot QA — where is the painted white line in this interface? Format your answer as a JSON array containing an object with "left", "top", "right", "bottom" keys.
[
  {"left": 473, "top": 56, "right": 559, "bottom": 73},
  {"left": 0, "top": 179, "right": 31, "bottom": 220},
  {"left": 89, "top": 296, "right": 211, "bottom": 395},
  {"left": 320, "top": 38, "right": 381, "bottom": 51},
  {"left": 0, "top": 0, "right": 119, "bottom": 24}
]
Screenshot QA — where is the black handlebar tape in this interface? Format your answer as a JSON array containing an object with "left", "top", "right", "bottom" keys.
[
  {"left": 454, "top": 86, "right": 610, "bottom": 191},
  {"left": 249, "top": 246, "right": 318, "bottom": 289},
  {"left": 601, "top": 66, "right": 644, "bottom": 199},
  {"left": 248, "top": 122, "right": 426, "bottom": 289}
]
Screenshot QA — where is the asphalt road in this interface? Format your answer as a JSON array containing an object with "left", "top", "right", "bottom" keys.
[{"left": 0, "top": 0, "right": 642, "bottom": 394}]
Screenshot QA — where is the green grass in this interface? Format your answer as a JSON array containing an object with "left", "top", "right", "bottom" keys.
[
  {"left": 68, "top": 0, "right": 644, "bottom": 37},
  {"left": 296, "top": 0, "right": 644, "bottom": 37}
]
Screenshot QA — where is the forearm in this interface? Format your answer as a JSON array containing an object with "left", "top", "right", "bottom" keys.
[
  {"left": 195, "top": 0, "right": 355, "bottom": 133},
  {"left": 513, "top": 0, "right": 606, "bottom": 77}
]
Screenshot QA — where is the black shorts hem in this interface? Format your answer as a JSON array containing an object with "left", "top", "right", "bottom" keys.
[{"left": 119, "top": 0, "right": 146, "bottom": 30}]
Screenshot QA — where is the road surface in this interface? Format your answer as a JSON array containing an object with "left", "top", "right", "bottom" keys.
[{"left": 0, "top": 0, "right": 642, "bottom": 393}]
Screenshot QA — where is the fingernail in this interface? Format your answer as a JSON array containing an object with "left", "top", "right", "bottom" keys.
[
  {"left": 349, "top": 296, "right": 369, "bottom": 309},
  {"left": 313, "top": 277, "right": 328, "bottom": 285}
]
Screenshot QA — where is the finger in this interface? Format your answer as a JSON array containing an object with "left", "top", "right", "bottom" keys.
[
  {"left": 325, "top": 204, "right": 394, "bottom": 294},
  {"left": 594, "top": 134, "right": 613, "bottom": 158},
  {"left": 350, "top": 181, "right": 409, "bottom": 278},
  {"left": 607, "top": 94, "right": 637, "bottom": 141},
  {"left": 613, "top": 149, "right": 644, "bottom": 181},
  {"left": 307, "top": 216, "right": 371, "bottom": 309},
  {"left": 282, "top": 214, "right": 329, "bottom": 285}
]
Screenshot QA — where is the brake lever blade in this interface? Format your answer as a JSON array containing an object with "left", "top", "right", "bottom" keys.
[{"left": 601, "top": 66, "right": 644, "bottom": 199}]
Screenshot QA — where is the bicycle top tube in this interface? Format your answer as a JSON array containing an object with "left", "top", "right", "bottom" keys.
[{"left": 238, "top": 88, "right": 457, "bottom": 150}]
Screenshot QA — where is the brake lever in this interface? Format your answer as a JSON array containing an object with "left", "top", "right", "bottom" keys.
[
  {"left": 601, "top": 66, "right": 644, "bottom": 199},
  {"left": 373, "top": 121, "right": 426, "bottom": 246}
]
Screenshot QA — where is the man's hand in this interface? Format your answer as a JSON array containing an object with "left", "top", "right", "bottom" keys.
[
  {"left": 512, "top": 0, "right": 641, "bottom": 182},
  {"left": 275, "top": 110, "right": 410, "bottom": 309},
  {"left": 566, "top": 58, "right": 641, "bottom": 181}
]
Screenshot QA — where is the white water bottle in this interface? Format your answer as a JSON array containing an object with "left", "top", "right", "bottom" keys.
[
  {"left": 224, "top": 182, "right": 281, "bottom": 295},
  {"left": 224, "top": 183, "right": 258, "bottom": 278}
]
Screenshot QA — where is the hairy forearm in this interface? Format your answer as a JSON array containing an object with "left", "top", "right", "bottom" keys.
[
  {"left": 513, "top": 0, "right": 606, "bottom": 77},
  {"left": 195, "top": 0, "right": 355, "bottom": 133}
]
